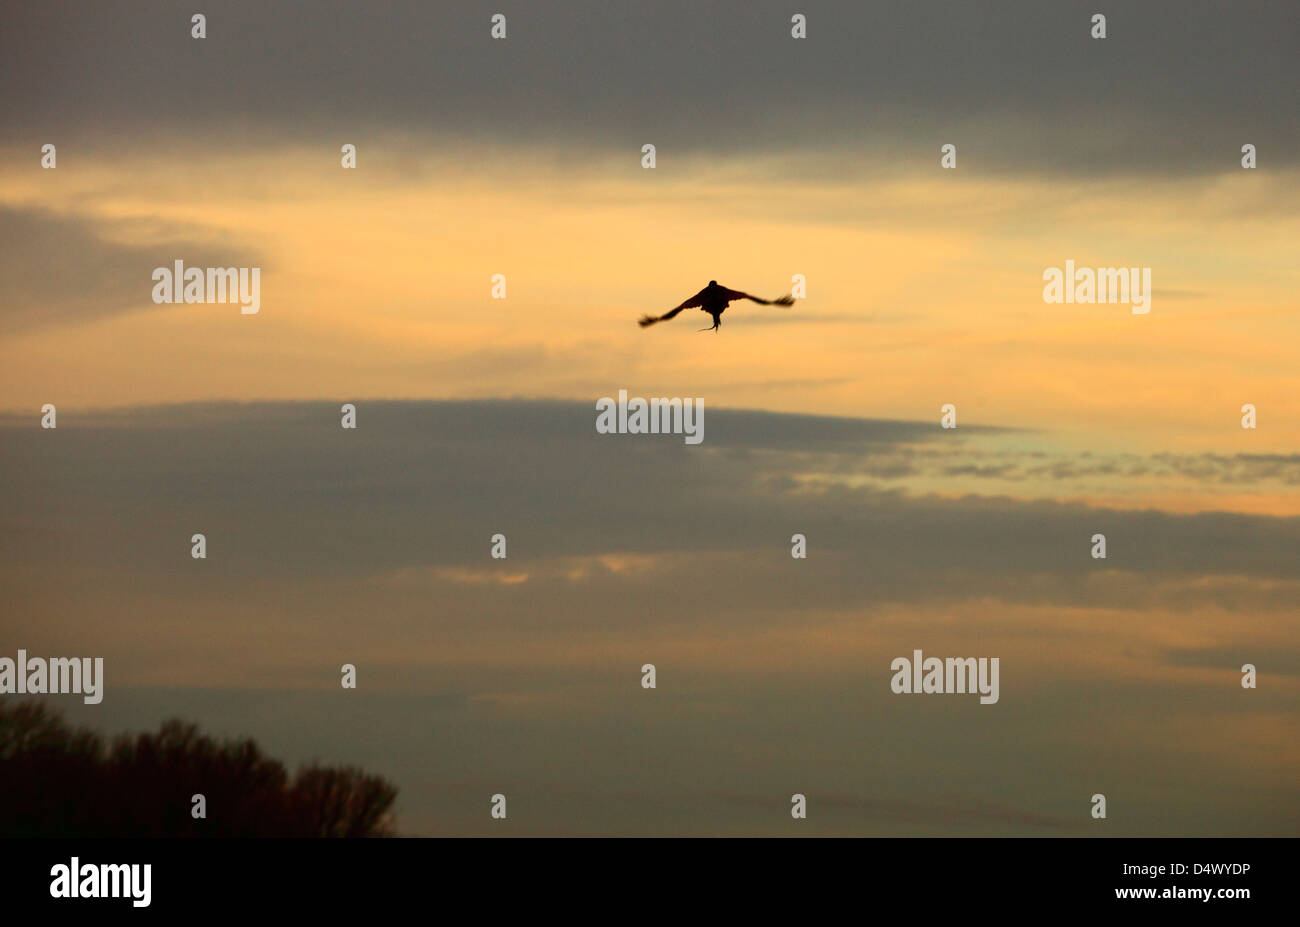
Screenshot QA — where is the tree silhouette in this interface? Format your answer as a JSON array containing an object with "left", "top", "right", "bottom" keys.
[{"left": 0, "top": 701, "right": 397, "bottom": 837}]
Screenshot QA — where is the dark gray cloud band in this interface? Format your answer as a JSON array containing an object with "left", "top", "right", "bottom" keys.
[
  {"left": 3, "top": 1, "right": 1295, "bottom": 176},
  {"left": 2, "top": 399, "right": 1296, "bottom": 610}
]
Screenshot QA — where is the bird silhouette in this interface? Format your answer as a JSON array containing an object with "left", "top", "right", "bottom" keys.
[{"left": 638, "top": 281, "right": 795, "bottom": 331}]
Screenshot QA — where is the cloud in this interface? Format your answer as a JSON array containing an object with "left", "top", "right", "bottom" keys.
[
  {"left": 923, "top": 448, "right": 1300, "bottom": 488},
  {"left": 2, "top": 1, "right": 1295, "bottom": 176},
  {"left": 1164, "top": 645, "right": 1300, "bottom": 678},
  {"left": 0, "top": 206, "right": 264, "bottom": 332},
  {"left": 1, "top": 399, "right": 1296, "bottom": 609}
]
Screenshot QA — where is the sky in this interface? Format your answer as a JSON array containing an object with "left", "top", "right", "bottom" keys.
[{"left": 1, "top": 1, "right": 1297, "bottom": 835}]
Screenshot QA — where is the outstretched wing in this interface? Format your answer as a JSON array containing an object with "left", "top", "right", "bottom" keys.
[
  {"left": 722, "top": 288, "right": 796, "bottom": 307},
  {"left": 638, "top": 289, "right": 707, "bottom": 327}
]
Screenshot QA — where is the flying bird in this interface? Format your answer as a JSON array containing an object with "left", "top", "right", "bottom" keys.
[{"left": 638, "top": 281, "right": 795, "bottom": 331}]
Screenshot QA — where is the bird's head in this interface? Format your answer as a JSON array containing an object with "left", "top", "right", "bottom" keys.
[{"left": 708, "top": 280, "right": 717, "bottom": 286}]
